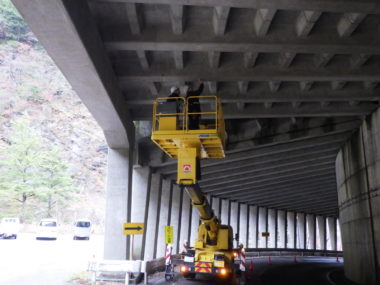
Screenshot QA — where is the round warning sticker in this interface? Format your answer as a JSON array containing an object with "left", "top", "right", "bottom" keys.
[{"left": 183, "top": 164, "right": 191, "bottom": 173}]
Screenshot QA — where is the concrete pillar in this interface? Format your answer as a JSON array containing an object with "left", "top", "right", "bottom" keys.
[
  {"left": 316, "top": 216, "right": 325, "bottom": 250},
  {"left": 287, "top": 211, "right": 295, "bottom": 249},
  {"left": 248, "top": 205, "right": 257, "bottom": 248},
  {"left": 179, "top": 190, "right": 191, "bottom": 252},
  {"left": 239, "top": 204, "right": 248, "bottom": 247},
  {"left": 230, "top": 202, "right": 239, "bottom": 245},
  {"left": 104, "top": 148, "right": 132, "bottom": 260},
  {"left": 277, "top": 210, "right": 286, "bottom": 248},
  {"left": 296, "top": 213, "right": 306, "bottom": 249},
  {"left": 268, "top": 209, "right": 276, "bottom": 248},
  {"left": 306, "top": 214, "right": 315, "bottom": 250},
  {"left": 211, "top": 197, "right": 220, "bottom": 219},
  {"left": 336, "top": 109, "right": 380, "bottom": 284},
  {"left": 258, "top": 207, "right": 267, "bottom": 248},
  {"left": 190, "top": 199, "right": 200, "bottom": 246},
  {"left": 326, "top": 217, "right": 336, "bottom": 251},
  {"left": 156, "top": 179, "right": 171, "bottom": 258},
  {"left": 336, "top": 219, "right": 343, "bottom": 251},
  {"left": 221, "top": 199, "right": 229, "bottom": 225},
  {"left": 131, "top": 166, "right": 151, "bottom": 259},
  {"left": 171, "top": 184, "right": 181, "bottom": 254}
]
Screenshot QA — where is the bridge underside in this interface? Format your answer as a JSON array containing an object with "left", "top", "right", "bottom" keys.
[{"left": 12, "top": 0, "right": 380, "bottom": 284}]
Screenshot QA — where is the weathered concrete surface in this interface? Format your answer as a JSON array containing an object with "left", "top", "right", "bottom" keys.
[
  {"left": 336, "top": 108, "right": 380, "bottom": 285},
  {"left": 104, "top": 148, "right": 131, "bottom": 259}
]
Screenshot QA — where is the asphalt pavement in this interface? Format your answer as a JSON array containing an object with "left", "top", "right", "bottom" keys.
[
  {"left": 0, "top": 233, "right": 103, "bottom": 285},
  {"left": 149, "top": 257, "right": 350, "bottom": 285}
]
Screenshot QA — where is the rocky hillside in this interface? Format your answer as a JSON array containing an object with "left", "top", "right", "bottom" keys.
[{"left": 0, "top": 2, "right": 107, "bottom": 229}]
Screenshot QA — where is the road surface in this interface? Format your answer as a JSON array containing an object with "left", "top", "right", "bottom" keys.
[{"left": 0, "top": 233, "right": 103, "bottom": 285}]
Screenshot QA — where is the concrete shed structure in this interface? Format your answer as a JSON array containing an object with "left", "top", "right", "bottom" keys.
[{"left": 11, "top": 0, "right": 380, "bottom": 283}]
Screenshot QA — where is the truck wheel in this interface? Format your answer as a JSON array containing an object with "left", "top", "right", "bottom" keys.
[{"left": 13, "top": 235, "right": 17, "bottom": 239}]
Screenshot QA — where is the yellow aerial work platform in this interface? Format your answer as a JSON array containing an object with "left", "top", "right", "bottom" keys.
[{"left": 151, "top": 96, "right": 226, "bottom": 185}]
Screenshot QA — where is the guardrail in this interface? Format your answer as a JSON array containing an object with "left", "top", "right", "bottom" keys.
[
  {"left": 88, "top": 259, "right": 147, "bottom": 285},
  {"left": 244, "top": 248, "right": 343, "bottom": 257}
]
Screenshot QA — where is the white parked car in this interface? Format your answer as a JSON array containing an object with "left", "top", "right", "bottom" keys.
[
  {"left": 73, "top": 219, "right": 91, "bottom": 240},
  {"left": 0, "top": 217, "right": 20, "bottom": 239},
  {"left": 36, "top": 218, "right": 58, "bottom": 240}
]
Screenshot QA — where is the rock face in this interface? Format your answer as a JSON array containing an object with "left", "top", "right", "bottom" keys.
[{"left": 0, "top": 39, "right": 107, "bottom": 229}]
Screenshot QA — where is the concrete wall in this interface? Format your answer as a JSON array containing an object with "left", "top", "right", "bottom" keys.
[{"left": 336, "top": 108, "right": 380, "bottom": 285}]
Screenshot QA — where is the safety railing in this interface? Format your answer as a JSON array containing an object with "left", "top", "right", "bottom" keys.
[{"left": 152, "top": 95, "right": 222, "bottom": 133}]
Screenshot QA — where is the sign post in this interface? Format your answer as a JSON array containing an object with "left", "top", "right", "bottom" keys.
[{"left": 123, "top": 223, "right": 145, "bottom": 260}]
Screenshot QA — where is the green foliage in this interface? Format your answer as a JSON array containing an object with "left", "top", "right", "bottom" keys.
[
  {"left": 0, "top": 117, "right": 76, "bottom": 221},
  {"left": 0, "top": 0, "right": 29, "bottom": 41}
]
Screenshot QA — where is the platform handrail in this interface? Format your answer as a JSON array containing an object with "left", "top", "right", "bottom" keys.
[{"left": 152, "top": 95, "right": 222, "bottom": 133}]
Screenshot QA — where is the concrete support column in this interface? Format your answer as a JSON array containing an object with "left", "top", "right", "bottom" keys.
[
  {"left": 268, "top": 209, "right": 276, "bottom": 248},
  {"left": 170, "top": 184, "right": 182, "bottom": 254},
  {"left": 190, "top": 199, "right": 200, "bottom": 246},
  {"left": 316, "top": 216, "right": 325, "bottom": 250},
  {"left": 258, "top": 207, "right": 267, "bottom": 248},
  {"left": 156, "top": 179, "right": 171, "bottom": 258},
  {"left": 239, "top": 204, "right": 248, "bottom": 247},
  {"left": 221, "top": 199, "right": 229, "bottom": 225},
  {"left": 326, "top": 217, "right": 336, "bottom": 251},
  {"left": 179, "top": 190, "right": 191, "bottom": 251},
  {"left": 248, "top": 205, "right": 257, "bottom": 248},
  {"left": 277, "top": 210, "right": 286, "bottom": 248},
  {"left": 286, "top": 212, "right": 295, "bottom": 249},
  {"left": 144, "top": 173, "right": 161, "bottom": 260},
  {"left": 104, "top": 148, "right": 132, "bottom": 260},
  {"left": 296, "top": 213, "right": 306, "bottom": 249},
  {"left": 230, "top": 202, "right": 239, "bottom": 245},
  {"left": 336, "top": 109, "right": 380, "bottom": 284},
  {"left": 306, "top": 214, "right": 315, "bottom": 250},
  {"left": 130, "top": 166, "right": 151, "bottom": 259}
]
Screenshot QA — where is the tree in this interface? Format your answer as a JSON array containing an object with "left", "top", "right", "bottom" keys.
[
  {"left": 0, "top": 0, "right": 30, "bottom": 41},
  {"left": 37, "top": 148, "right": 76, "bottom": 218},
  {"left": 0, "top": 119, "right": 43, "bottom": 221}
]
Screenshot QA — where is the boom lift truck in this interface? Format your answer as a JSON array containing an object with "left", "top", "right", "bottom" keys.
[{"left": 151, "top": 95, "right": 238, "bottom": 280}]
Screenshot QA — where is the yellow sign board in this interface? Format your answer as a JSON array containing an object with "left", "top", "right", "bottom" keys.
[
  {"left": 165, "top": 226, "right": 174, "bottom": 244},
  {"left": 123, "top": 223, "right": 144, "bottom": 235}
]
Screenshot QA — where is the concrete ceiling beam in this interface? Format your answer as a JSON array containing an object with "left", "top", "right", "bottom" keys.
[
  {"left": 125, "top": 3, "right": 144, "bottom": 35},
  {"left": 299, "top": 81, "right": 313, "bottom": 91},
  {"left": 173, "top": 50, "right": 184, "bottom": 70},
  {"left": 296, "top": 10, "right": 322, "bottom": 37},
  {"left": 157, "top": 128, "right": 356, "bottom": 173},
  {"left": 242, "top": 189, "right": 337, "bottom": 206},
  {"left": 208, "top": 51, "right": 221, "bottom": 68},
  {"left": 213, "top": 6, "right": 230, "bottom": 36},
  {"left": 132, "top": 102, "right": 377, "bottom": 120},
  {"left": 125, "top": 92, "right": 380, "bottom": 105},
  {"left": 94, "top": 0, "right": 380, "bottom": 14},
  {"left": 169, "top": 4, "right": 184, "bottom": 35},
  {"left": 199, "top": 161, "right": 335, "bottom": 188},
  {"left": 226, "top": 177, "right": 337, "bottom": 199},
  {"left": 136, "top": 50, "right": 150, "bottom": 70},
  {"left": 337, "top": 13, "right": 366, "bottom": 37},
  {"left": 254, "top": 9, "right": 276, "bottom": 36},
  {"left": 314, "top": 53, "right": 334, "bottom": 68},
  {"left": 106, "top": 37, "right": 380, "bottom": 55},
  {"left": 199, "top": 152, "right": 337, "bottom": 183},
  {"left": 279, "top": 52, "right": 296, "bottom": 68},
  {"left": 243, "top": 52, "right": 259, "bottom": 68},
  {"left": 118, "top": 68, "right": 380, "bottom": 82},
  {"left": 205, "top": 173, "right": 336, "bottom": 196},
  {"left": 204, "top": 168, "right": 335, "bottom": 193},
  {"left": 350, "top": 54, "right": 371, "bottom": 69}
]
